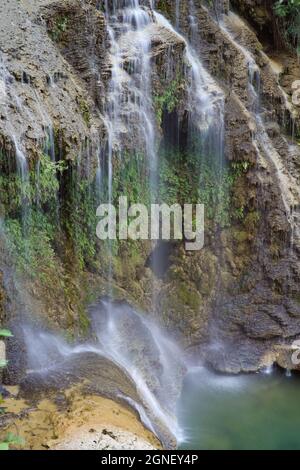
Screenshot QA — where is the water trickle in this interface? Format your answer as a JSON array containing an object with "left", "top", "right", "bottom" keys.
[
  {"left": 0, "top": 55, "right": 29, "bottom": 182},
  {"left": 262, "top": 363, "right": 274, "bottom": 376},
  {"left": 103, "top": 0, "right": 158, "bottom": 197},
  {"left": 154, "top": 9, "right": 225, "bottom": 161},
  {"left": 0, "top": 54, "right": 31, "bottom": 233},
  {"left": 220, "top": 12, "right": 300, "bottom": 248}
]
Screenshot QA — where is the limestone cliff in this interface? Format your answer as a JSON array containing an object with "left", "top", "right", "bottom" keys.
[{"left": 0, "top": 0, "right": 299, "bottom": 378}]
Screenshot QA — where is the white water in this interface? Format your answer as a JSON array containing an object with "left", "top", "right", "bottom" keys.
[
  {"left": 0, "top": 55, "right": 28, "bottom": 181},
  {"left": 92, "top": 301, "right": 186, "bottom": 438},
  {"left": 154, "top": 10, "right": 224, "bottom": 142},
  {"left": 220, "top": 12, "right": 300, "bottom": 243},
  {"left": 104, "top": 0, "right": 225, "bottom": 197},
  {"left": 96, "top": 2, "right": 225, "bottom": 440},
  {"left": 22, "top": 300, "right": 187, "bottom": 443},
  {"left": 8, "top": 0, "right": 289, "bottom": 449},
  {"left": 0, "top": 52, "right": 60, "bottom": 227},
  {"left": 102, "top": 1, "right": 226, "bottom": 318},
  {"left": 104, "top": 0, "right": 158, "bottom": 197}
]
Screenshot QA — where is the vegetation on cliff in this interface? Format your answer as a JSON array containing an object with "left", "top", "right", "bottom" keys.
[{"left": 274, "top": 0, "right": 300, "bottom": 52}]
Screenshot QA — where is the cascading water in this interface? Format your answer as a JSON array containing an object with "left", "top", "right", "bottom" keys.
[
  {"left": 0, "top": 55, "right": 28, "bottom": 184},
  {"left": 0, "top": 54, "right": 30, "bottom": 235},
  {"left": 21, "top": 300, "right": 187, "bottom": 446},
  {"left": 155, "top": 1, "right": 226, "bottom": 234},
  {"left": 103, "top": 0, "right": 225, "bottom": 212},
  {"left": 101, "top": 1, "right": 160, "bottom": 303},
  {"left": 186, "top": 5, "right": 225, "bottom": 168},
  {"left": 220, "top": 12, "right": 300, "bottom": 249},
  {"left": 103, "top": 0, "right": 158, "bottom": 197},
  {"left": 1, "top": 0, "right": 228, "bottom": 449},
  {"left": 90, "top": 300, "right": 186, "bottom": 441},
  {"left": 154, "top": 3, "right": 225, "bottom": 160},
  {"left": 82, "top": 0, "right": 225, "bottom": 443}
]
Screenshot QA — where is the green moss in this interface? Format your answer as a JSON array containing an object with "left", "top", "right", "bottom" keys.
[
  {"left": 244, "top": 211, "right": 260, "bottom": 231},
  {"left": 49, "top": 15, "right": 69, "bottom": 43},
  {"left": 112, "top": 151, "right": 150, "bottom": 205},
  {"left": 65, "top": 175, "right": 99, "bottom": 271},
  {"left": 156, "top": 0, "right": 172, "bottom": 16},
  {"left": 78, "top": 306, "right": 90, "bottom": 334},
  {"left": 77, "top": 97, "right": 91, "bottom": 126},
  {"left": 5, "top": 212, "right": 58, "bottom": 282},
  {"left": 0, "top": 153, "right": 66, "bottom": 218},
  {"left": 274, "top": 0, "right": 300, "bottom": 53},
  {"left": 154, "top": 76, "right": 184, "bottom": 125},
  {"left": 175, "top": 283, "right": 202, "bottom": 310},
  {"left": 233, "top": 230, "right": 249, "bottom": 243}
]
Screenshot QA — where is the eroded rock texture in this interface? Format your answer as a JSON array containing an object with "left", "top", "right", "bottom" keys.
[{"left": 0, "top": 0, "right": 299, "bottom": 375}]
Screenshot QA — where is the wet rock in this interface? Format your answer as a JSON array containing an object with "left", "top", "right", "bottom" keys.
[{"left": 0, "top": 0, "right": 300, "bottom": 381}]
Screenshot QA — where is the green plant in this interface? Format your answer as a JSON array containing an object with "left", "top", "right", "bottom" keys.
[
  {"left": 0, "top": 153, "right": 66, "bottom": 218},
  {"left": 5, "top": 212, "right": 57, "bottom": 281},
  {"left": 77, "top": 98, "right": 91, "bottom": 126},
  {"left": 274, "top": 0, "right": 300, "bottom": 16},
  {"left": 231, "top": 161, "right": 250, "bottom": 176},
  {"left": 0, "top": 433, "right": 25, "bottom": 450},
  {"left": 274, "top": 0, "right": 300, "bottom": 52},
  {"left": 0, "top": 329, "right": 13, "bottom": 338},
  {"left": 49, "top": 15, "right": 68, "bottom": 42},
  {"left": 65, "top": 173, "right": 100, "bottom": 271},
  {"left": 0, "top": 329, "right": 23, "bottom": 450},
  {"left": 34, "top": 154, "right": 66, "bottom": 207},
  {"left": 154, "top": 76, "right": 183, "bottom": 125},
  {"left": 0, "top": 328, "right": 12, "bottom": 369}
]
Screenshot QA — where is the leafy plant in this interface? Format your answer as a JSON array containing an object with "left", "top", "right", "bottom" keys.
[
  {"left": 49, "top": 15, "right": 68, "bottom": 42},
  {"left": 0, "top": 330, "right": 13, "bottom": 338},
  {"left": 0, "top": 329, "right": 23, "bottom": 450},
  {"left": 274, "top": 0, "right": 300, "bottom": 17},
  {"left": 274, "top": 0, "right": 300, "bottom": 52},
  {"left": 34, "top": 154, "right": 66, "bottom": 207},
  {"left": 0, "top": 433, "right": 25, "bottom": 450},
  {"left": 0, "top": 328, "right": 12, "bottom": 368},
  {"left": 5, "top": 212, "right": 57, "bottom": 280},
  {"left": 154, "top": 76, "right": 184, "bottom": 125}
]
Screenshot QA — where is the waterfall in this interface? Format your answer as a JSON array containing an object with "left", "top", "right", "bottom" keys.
[
  {"left": 86, "top": 1, "right": 226, "bottom": 442},
  {"left": 21, "top": 300, "right": 187, "bottom": 446},
  {"left": 0, "top": 54, "right": 30, "bottom": 234},
  {"left": 220, "top": 12, "right": 300, "bottom": 248},
  {"left": 154, "top": 6, "right": 225, "bottom": 225},
  {"left": 185, "top": 3, "right": 225, "bottom": 166},
  {"left": 0, "top": 55, "right": 28, "bottom": 183},
  {"left": 103, "top": 0, "right": 158, "bottom": 197},
  {"left": 103, "top": 0, "right": 225, "bottom": 205},
  {"left": 155, "top": 6, "right": 224, "bottom": 151},
  {"left": 0, "top": 52, "right": 60, "bottom": 227},
  {"left": 102, "top": 0, "right": 159, "bottom": 299},
  {"left": 91, "top": 300, "right": 186, "bottom": 442}
]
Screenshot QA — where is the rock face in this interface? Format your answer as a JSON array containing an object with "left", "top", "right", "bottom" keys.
[
  {"left": 0, "top": 0, "right": 104, "bottom": 164},
  {"left": 0, "top": 0, "right": 299, "bottom": 378},
  {"left": 54, "top": 426, "right": 157, "bottom": 450},
  {"left": 0, "top": 386, "right": 160, "bottom": 450}
]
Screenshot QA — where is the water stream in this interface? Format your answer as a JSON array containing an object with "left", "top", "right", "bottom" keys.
[
  {"left": 2, "top": 0, "right": 300, "bottom": 451},
  {"left": 220, "top": 12, "right": 300, "bottom": 246},
  {"left": 0, "top": 55, "right": 28, "bottom": 182},
  {"left": 21, "top": 300, "right": 187, "bottom": 446}
]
